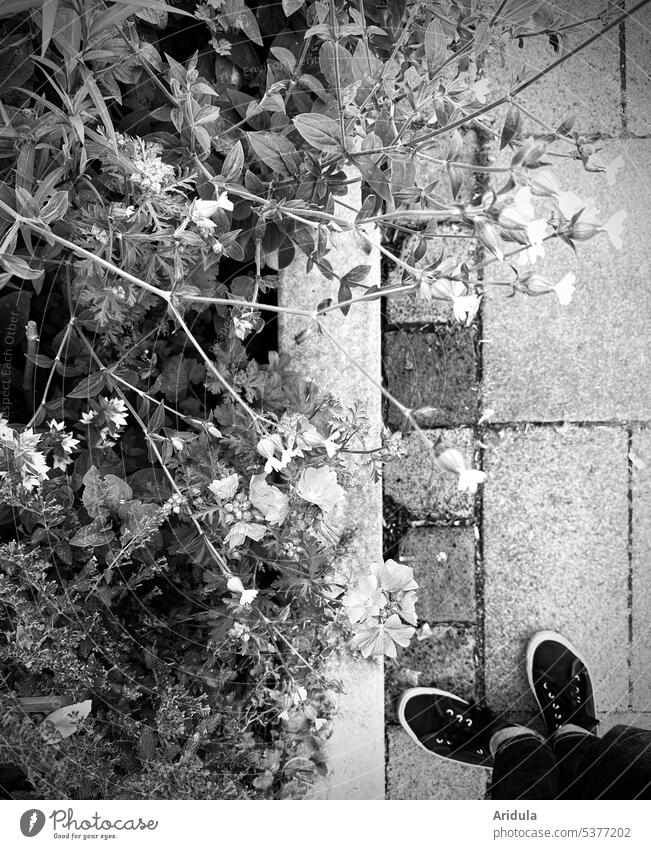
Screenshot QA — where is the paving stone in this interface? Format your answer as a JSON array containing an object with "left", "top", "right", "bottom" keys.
[
  {"left": 385, "top": 329, "right": 478, "bottom": 428},
  {"left": 625, "top": 2, "right": 651, "bottom": 135},
  {"left": 632, "top": 427, "right": 651, "bottom": 711},
  {"left": 483, "top": 426, "right": 629, "bottom": 715},
  {"left": 384, "top": 428, "right": 477, "bottom": 520},
  {"left": 599, "top": 712, "right": 651, "bottom": 733},
  {"left": 386, "top": 725, "right": 488, "bottom": 799},
  {"left": 279, "top": 171, "right": 384, "bottom": 799},
  {"left": 483, "top": 0, "right": 622, "bottom": 136},
  {"left": 399, "top": 623, "right": 477, "bottom": 700},
  {"left": 482, "top": 138, "right": 651, "bottom": 422},
  {"left": 385, "top": 223, "right": 478, "bottom": 324},
  {"left": 399, "top": 526, "right": 477, "bottom": 622}
]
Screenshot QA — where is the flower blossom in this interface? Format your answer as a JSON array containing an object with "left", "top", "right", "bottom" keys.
[
  {"left": 98, "top": 396, "right": 128, "bottom": 431},
  {"left": 295, "top": 466, "right": 345, "bottom": 513},
  {"left": 227, "top": 576, "right": 258, "bottom": 606},
  {"left": 437, "top": 447, "right": 487, "bottom": 494},
  {"left": 600, "top": 209, "right": 626, "bottom": 250},
  {"left": 341, "top": 575, "right": 387, "bottom": 624},
  {"left": 248, "top": 473, "right": 289, "bottom": 526},
  {"left": 553, "top": 272, "right": 576, "bottom": 306},
  {"left": 349, "top": 614, "right": 415, "bottom": 659}
]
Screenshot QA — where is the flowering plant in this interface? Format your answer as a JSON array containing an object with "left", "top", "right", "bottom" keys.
[{"left": 0, "top": 0, "right": 635, "bottom": 800}]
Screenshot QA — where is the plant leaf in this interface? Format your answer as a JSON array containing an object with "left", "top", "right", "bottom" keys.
[
  {"left": 247, "top": 131, "right": 300, "bottom": 176},
  {"left": 292, "top": 113, "right": 343, "bottom": 153},
  {"left": 41, "top": 700, "right": 92, "bottom": 743}
]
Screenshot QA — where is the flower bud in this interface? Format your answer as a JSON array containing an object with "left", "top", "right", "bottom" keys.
[
  {"left": 568, "top": 220, "right": 600, "bottom": 241},
  {"left": 520, "top": 274, "right": 553, "bottom": 296},
  {"left": 474, "top": 218, "right": 504, "bottom": 261}
]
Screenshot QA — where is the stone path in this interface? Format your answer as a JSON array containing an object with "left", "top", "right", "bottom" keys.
[{"left": 384, "top": 3, "right": 651, "bottom": 799}]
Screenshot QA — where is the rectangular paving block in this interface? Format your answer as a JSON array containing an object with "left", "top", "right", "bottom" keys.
[
  {"left": 386, "top": 725, "right": 488, "bottom": 799},
  {"left": 279, "top": 169, "right": 384, "bottom": 799},
  {"left": 483, "top": 426, "right": 629, "bottom": 715},
  {"left": 385, "top": 223, "right": 477, "bottom": 325},
  {"left": 632, "top": 427, "right": 651, "bottom": 711},
  {"left": 399, "top": 623, "right": 477, "bottom": 699},
  {"left": 399, "top": 526, "right": 477, "bottom": 622},
  {"left": 385, "top": 328, "right": 478, "bottom": 427},
  {"left": 483, "top": 0, "right": 622, "bottom": 136},
  {"left": 383, "top": 428, "right": 477, "bottom": 520},
  {"left": 625, "top": 2, "right": 651, "bottom": 135},
  {"left": 482, "top": 139, "right": 651, "bottom": 422}
]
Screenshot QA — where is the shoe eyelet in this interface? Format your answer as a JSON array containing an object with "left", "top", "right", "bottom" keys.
[
  {"left": 436, "top": 737, "right": 444, "bottom": 744},
  {"left": 542, "top": 682, "right": 548, "bottom": 690},
  {"left": 477, "top": 748, "right": 484, "bottom": 755},
  {"left": 445, "top": 708, "right": 454, "bottom": 716},
  {"left": 547, "top": 693, "right": 555, "bottom": 700},
  {"left": 466, "top": 718, "right": 473, "bottom": 727}
]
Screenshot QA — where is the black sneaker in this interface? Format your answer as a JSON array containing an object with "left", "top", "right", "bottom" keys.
[
  {"left": 398, "top": 687, "right": 498, "bottom": 768},
  {"left": 527, "top": 630, "right": 598, "bottom": 736}
]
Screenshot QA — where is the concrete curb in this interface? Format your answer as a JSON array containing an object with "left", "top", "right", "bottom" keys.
[{"left": 278, "top": 171, "right": 384, "bottom": 799}]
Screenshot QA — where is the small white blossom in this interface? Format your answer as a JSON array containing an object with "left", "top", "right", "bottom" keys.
[
  {"left": 227, "top": 576, "right": 259, "bottom": 606},
  {"left": 600, "top": 209, "right": 626, "bottom": 250},
  {"left": 437, "top": 447, "right": 487, "bottom": 494},
  {"left": 79, "top": 410, "right": 97, "bottom": 425},
  {"left": 452, "top": 293, "right": 481, "bottom": 326},
  {"left": 99, "top": 396, "right": 128, "bottom": 431},
  {"left": 553, "top": 272, "right": 576, "bottom": 306}
]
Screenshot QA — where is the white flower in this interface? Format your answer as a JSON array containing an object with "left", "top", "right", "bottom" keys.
[
  {"left": 341, "top": 575, "right": 387, "bottom": 624},
  {"left": 170, "top": 436, "right": 184, "bottom": 452},
  {"left": 248, "top": 473, "right": 289, "bottom": 526},
  {"left": 61, "top": 433, "right": 80, "bottom": 454},
  {"left": 529, "top": 168, "right": 561, "bottom": 197},
  {"left": 526, "top": 217, "right": 548, "bottom": 247},
  {"left": 553, "top": 272, "right": 576, "bottom": 306},
  {"left": 600, "top": 209, "right": 626, "bottom": 250},
  {"left": 472, "top": 78, "right": 491, "bottom": 103},
  {"left": 604, "top": 154, "right": 624, "bottom": 186},
  {"left": 498, "top": 186, "right": 535, "bottom": 229},
  {"left": 437, "top": 447, "right": 487, "bottom": 494},
  {"left": 452, "top": 293, "right": 481, "bottom": 325},
  {"left": 349, "top": 614, "right": 415, "bottom": 659},
  {"left": 557, "top": 191, "right": 599, "bottom": 221},
  {"left": 225, "top": 521, "right": 266, "bottom": 549},
  {"left": 295, "top": 466, "right": 345, "bottom": 513},
  {"left": 12, "top": 429, "right": 50, "bottom": 490},
  {"left": 256, "top": 434, "right": 294, "bottom": 473},
  {"left": 79, "top": 410, "right": 97, "bottom": 425},
  {"left": 296, "top": 423, "right": 341, "bottom": 457},
  {"left": 227, "top": 576, "right": 258, "bottom": 605},
  {"left": 99, "top": 396, "right": 128, "bottom": 431},
  {"left": 458, "top": 467, "right": 488, "bottom": 493},
  {"left": 208, "top": 473, "right": 239, "bottom": 500}
]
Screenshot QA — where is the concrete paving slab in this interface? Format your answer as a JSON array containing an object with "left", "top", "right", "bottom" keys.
[
  {"left": 482, "top": 138, "right": 651, "bottom": 422},
  {"left": 483, "top": 0, "right": 622, "bottom": 136},
  {"left": 279, "top": 168, "right": 384, "bottom": 799},
  {"left": 383, "top": 428, "right": 477, "bottom": 520},
  {"left": 399, "top": 526, "right": 477, "bottom": 622},
  {"left": 386, "top": 725, "right": 488, "bottom": 799},
  {"left": 632, "top": 427, "right": 651, "bottom": 711},
  {"left": 625, "top": 2, "right": 651, "bottom": 135},
  {"left": 483, "top": 426, "right": 629, "bottom": 715},
  {"left": 399, "top": 623, "right": 477, "bottom": 700},
  {"left": 385, "top": 223, "right": 477, "bottom": 325},
  {"left": 385, "top": 328, "right": 478, "bottom": 428}
]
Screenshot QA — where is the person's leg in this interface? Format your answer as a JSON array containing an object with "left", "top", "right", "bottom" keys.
[
  {"left": 557, "top": 724, "right": 651, "bottom": 799},
  {"left": 398, "top": 687, "right": 564, "bottom": 799},
  {"left": 527, "top": 630, "right": 600, "bottom": 798},
  {"left": 489, "top": 726, "right": 564, "bottom": 800}
]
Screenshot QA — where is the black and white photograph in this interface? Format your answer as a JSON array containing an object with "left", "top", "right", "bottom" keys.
[{"left": 0, "top": 0, "right": 649, "bottom": 844}]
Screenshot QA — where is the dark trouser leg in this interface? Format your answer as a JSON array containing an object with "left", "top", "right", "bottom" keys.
[
  {"left": 489, "top": 727, "right": 564, "bottom": 800},
  {"left": 555, "top": 725, "right": 651, "bottom": 799}
]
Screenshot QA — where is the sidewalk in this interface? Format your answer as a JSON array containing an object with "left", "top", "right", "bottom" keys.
[{"left": 384, "top": 4, "right": 651, "bottom": 799}]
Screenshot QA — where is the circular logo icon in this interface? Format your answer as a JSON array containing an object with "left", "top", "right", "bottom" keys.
[{"left": 20, "top": 810, "right": 45, "bottom": 838}]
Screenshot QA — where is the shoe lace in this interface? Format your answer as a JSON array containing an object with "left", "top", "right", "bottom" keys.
[
  {"left": 538, "top": 663, "right": 597, "bottom": 730},
  {"left": 431, "top": 701, "right": 494, "bottom": 757}
]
